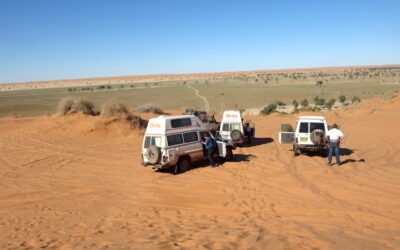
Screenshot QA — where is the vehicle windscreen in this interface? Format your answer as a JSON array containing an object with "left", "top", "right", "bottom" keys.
[
  {"left": 144, "top": 136, "right": 162, "bottom": 148},
  {"left": 310, "top": 122, "right": 325, "bottom": 132},
  {"left": 222, "top": 123, "right": 242, "bottom": 132}
]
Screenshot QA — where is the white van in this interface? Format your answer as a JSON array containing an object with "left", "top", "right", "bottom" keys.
[
  {"left": 142, "top": 115, "right": 233, "bottom": 174},
  {"left": 219, "top": 110, "right": 244, "bottom": 145}
]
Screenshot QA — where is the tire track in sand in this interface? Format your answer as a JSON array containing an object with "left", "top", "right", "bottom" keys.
[{"left": 187, "top": 85, "right": 210, "bottom": 112}]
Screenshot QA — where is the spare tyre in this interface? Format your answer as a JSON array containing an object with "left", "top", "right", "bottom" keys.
[
  {"left": 146, "top": 146, "right": 161, "bottom": 164},
  {"left": 230, "top": 129, "right": 243, "bottom": 142},
  {"left": 310, "top": 129, "right": 326, "bottom": 146}
]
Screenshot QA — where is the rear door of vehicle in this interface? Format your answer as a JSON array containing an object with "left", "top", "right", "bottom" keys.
[
  {"left": 297, "top": 122, "right": 311, "bottom": 144},
  {"left": 279, "top": 124, "right": 295, "bottom": 144}
]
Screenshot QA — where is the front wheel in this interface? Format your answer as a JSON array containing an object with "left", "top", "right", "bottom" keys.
[
  {"left": 293, "top": 144, "right": 300, "bottom": 156},
  {"left": 225, "top": 148, "right": 233, "bottom": 161}
]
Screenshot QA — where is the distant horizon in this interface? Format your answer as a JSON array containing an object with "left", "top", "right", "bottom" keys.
[
  {"left": 1, "top": 1, "right": 399, "bottom": 83},
  {"left": 1, "top": 63, "right": 400, "bottom": 85}
]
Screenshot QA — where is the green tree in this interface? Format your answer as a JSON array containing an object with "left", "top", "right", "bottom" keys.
[
  {"left": 352, "top": 96, "right": 361, "bottom": 103},
  {"left": 339, "top": 95, "right": 346, "bottom": 103},
  {"left": 300, "top": 98, "right": 309, "bottom": 107},
  {"left": 314, "top": 96, "right": 326, "bottom": 106},
  {"left": 292, "top": 99, "right": 299, "bottom": 109},
  {"left": 326, "top": 98, "right": 336, "bottom": 110}
]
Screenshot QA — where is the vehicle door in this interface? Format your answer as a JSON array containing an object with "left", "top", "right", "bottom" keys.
[{"left": 279, "top": 123, "right": 295, "bottom": 144}]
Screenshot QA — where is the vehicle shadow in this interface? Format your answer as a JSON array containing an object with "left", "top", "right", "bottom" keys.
[
  {"left": 244, "top": 137, "right": 274, "bottom": 147},
  {"left": 157, "top": 154, "right": 258, "bottom": 175},
  {"left": 297, "top": 148, "right": 355, "bottom": 158}
]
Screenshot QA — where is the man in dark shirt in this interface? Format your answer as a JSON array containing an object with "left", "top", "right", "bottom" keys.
[{"left": 202, "top": 133, "right": 217, "bottom": 168}]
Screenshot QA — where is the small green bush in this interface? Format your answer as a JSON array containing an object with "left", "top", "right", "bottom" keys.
[
  {"left": 300, "top": 99, "right": 309, "bottom": 107},
  {"left": 292, "top": 100, "right": 299, "bottom": 109},
  {"left": 339, "top": 95, "right": 346, "bottom": 103},
  {"left": 260, "top": 104, "right": 277, "bottom": 115},
  {"left": 326, "top": 98, "right": 336, "bottom": 110},
  {"left": 352, "top": 96, "right": 361, "bottom": 103}
]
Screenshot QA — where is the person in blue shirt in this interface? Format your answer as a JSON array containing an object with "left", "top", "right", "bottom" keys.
[{"left": 202, "top": 132, "right": 217, "bottom": 168}]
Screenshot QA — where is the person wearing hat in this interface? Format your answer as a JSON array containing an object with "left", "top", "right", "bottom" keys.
[{"left": 326, "top": 123, "right": 344, "bottom": 166}]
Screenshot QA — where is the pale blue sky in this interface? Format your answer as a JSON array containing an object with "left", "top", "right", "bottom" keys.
[{"left": 0, "top": 0, "right": 399, "bottom": 83}]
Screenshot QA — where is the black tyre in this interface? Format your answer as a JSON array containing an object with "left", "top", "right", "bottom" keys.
[
  {"left": 174, "top": 157, "right": 191, "bottom": 174},
  {"left": 146, "top": 146, "right": 161, "bottom": 164},
  {"left": 230, "top": 129, "right": 243, "bottom": 142},
  {"left": 225, "top": 148, "right": 233, "bottom": 161},
  {"left": 293, "top": 144, "right": 300, "bottom": 156}
]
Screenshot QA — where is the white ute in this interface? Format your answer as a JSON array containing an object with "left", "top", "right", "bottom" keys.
[
  {"left": 142, "top": 115, "right": 233, "bottom": 174},
  {"left": 279, "top": 116, "right": 328, "bottom": 156}
]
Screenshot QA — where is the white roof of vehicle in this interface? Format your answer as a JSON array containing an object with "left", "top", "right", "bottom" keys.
[
  {"left": 298, "top": 116, "right": 326, "bottom": 122},
  {"left": 222, "top": 110, "right": 242, "bottom": 123},
  {"left": 145, "top": 115, "right": 208, "bottom": 135}
]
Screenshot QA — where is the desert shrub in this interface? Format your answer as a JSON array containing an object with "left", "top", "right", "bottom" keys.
[
  {"left": 352, "top": 96, "right": 361, "bottom": 103},
  {"left": 57, "top": 97, "right": 97, "bottom": 115},
  {"left": 136, "top": 104, "right": 164, "bottom": 114},
  {"left": 300, "top": 98, "right": 309, "bottom": 107},
  {"left": 127, "top": 114, "right": 148, "bottom": 129},
  {"left": 326, "top": 98, "right": 336, "bottom": 110},
  {"left": 260, "top": 103, "right": 277, "bottom": 115},
  {"left": 315, "top": 80, "right": 324, "bottom": 87},
  {"left": 101, "top": 100, "right": 131, "bottom": 117},
  {"left": 339, "top": 95, "right": 346, "bottom": 103},
  {"left": 101, "top": 100, "right": 147, "bottom": 129},
  {"left": 314, "top": 96, "right": 326, "bottom": 106},
  {"left": 275, "top": 100, "right": 286, "bottom": 106},
  {"left": 292, "top": 100, "right": 299, "bottom": 109}
]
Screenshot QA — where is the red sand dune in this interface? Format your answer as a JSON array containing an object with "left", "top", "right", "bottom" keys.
[{"left": 0, "top": 95, "right": 399, "bottom": 249}]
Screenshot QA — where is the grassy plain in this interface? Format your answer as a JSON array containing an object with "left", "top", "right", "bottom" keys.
[{"left": 0, "top": 68, "right": 399, "bottom": 117}]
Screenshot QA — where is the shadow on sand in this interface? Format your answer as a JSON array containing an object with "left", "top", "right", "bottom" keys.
[
  {"left": 156, "top": 154, "right": 257, "bottom": 175},
  {"left": 243, "top": 137, "right": 274, "bottom": 147}
]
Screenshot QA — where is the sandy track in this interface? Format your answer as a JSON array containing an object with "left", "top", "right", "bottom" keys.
[
  {"left": 187, "top": 85, "right": 210, "bottom": 112},
  {"left": 0, "top": 97, "right": 400, "bottom": 249}
]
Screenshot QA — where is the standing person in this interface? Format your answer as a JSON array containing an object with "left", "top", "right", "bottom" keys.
[
  {"left": 245, "top": 123, "right": 252, "bottom": 144},
  {"left": 202, "top": 132, "right": 217, "bottom": 168},
  {"left": 326, "top": 123, "right": 344, "bottom": 166}
]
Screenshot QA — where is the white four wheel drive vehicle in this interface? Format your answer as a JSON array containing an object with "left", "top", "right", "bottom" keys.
[
  {"left": 279, "top": 116, "right": 328, "bottom": 156},
  {"left": 142, "top": 115, "right": 234, "bottom": 174},
  {"left": 219, "top": 110, "right": 244, "bottom": 145}
]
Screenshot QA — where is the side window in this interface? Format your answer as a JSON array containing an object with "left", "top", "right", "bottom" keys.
[
  {"left": 222, "top": 123, "right": 229, "bottom": 131},
  {"left": 144, "top": 136, "right": 151, "bottom": 148},
  {"left": 299, "top": 122, "right": 309, "bottom": 133},
  {"left": 183, "top": 131, "right": 198, "bottom": 143},
  {"left": 171, "top": 118, "right": 192, "bottom": 128},
  {"left": 167, "top": 134, "right": 183, "bottom": 146}
]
